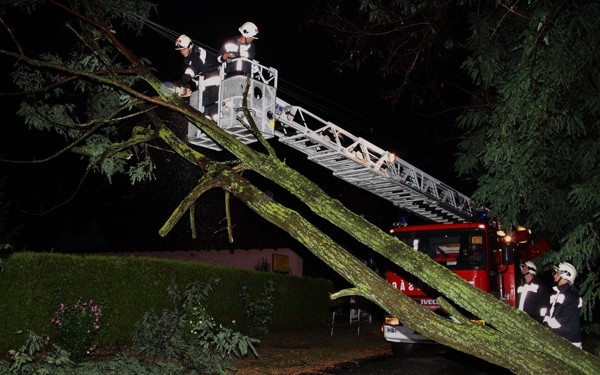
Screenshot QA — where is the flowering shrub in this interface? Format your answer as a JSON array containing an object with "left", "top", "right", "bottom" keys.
[{"left": 50, "top": 298, "right": 103, "bottom": 362}]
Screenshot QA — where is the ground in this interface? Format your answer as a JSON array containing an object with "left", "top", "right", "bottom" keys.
[
  {"left": 233, "top": 322, "right": 392, "bottom": 375},
  {"left": 233, "top": 324, "right": 600, "bottom": 375}
]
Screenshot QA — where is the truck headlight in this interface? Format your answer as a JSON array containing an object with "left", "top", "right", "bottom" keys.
[{"left": 384, "top": 315, "right": 401, "bottom": 326}]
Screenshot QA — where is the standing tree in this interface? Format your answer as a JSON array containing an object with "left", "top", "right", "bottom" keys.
[
  {"left": 1, "top": 1, "right": 599, "bottom": 374},
  {"left": 309, "top": 0, "right": 600, "bottom": 335}
]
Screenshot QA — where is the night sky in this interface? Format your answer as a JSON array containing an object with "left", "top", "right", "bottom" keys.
[{"left": 0, "top": 1, "right": 469, "bottom": 259}]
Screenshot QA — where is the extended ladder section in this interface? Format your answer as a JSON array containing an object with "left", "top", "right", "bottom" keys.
[{"left": 186, "top": 60, "right": 476, "bottom": 223}]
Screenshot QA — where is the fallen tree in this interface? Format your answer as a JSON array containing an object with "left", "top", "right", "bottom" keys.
[{"left": 1, "top": 1, "right": 599, "bottom": 374}]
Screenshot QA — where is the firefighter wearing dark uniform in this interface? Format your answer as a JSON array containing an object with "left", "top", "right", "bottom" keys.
[
  {"left": 516, "top": 261, "right": 550, "bottom": 323},
  {"left": 217, "top": 22, "right": 259, "bottom": 76},
  {"left": 543, "top": 262, "right": 583, "bottom": 348},
  {"left": 175, "top": 34, "right": 218, "bottom": 93}
]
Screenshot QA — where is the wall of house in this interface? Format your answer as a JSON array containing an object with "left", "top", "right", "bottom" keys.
[{"left": 102, "top": 247, "right": 303, "bottom": 276}]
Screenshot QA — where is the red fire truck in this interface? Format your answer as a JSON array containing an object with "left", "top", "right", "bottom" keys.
[{"left": 381, "top": 219, "right": 550, "bottom": 355}]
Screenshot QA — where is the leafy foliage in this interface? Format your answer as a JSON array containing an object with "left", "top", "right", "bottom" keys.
[
  {"left": 6, "top": 0, "right": 158, "bottom": 185},
  {"left": 131, "top": 278, "right": 258, "bottom": 375},
  {"left": 0, "top": 330, "right": 185, "bottom": 374},
  {"left": 1, "top": 331, "right": 75, "bottom": 374},
  {"left": 313, "top": 0, "right": 600, "bottom": 334},
  {"left": 455, "top": 1, "right": 600, "bottom": 332},
  {"left": 0, "top": 279, "right": 259, "bottom": 375}
]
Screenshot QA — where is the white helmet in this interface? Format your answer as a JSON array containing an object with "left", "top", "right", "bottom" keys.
[
  {"left": 239, "top": 22, "right": 259, "bottom": 39},
  {"left": 554, "top": 262, "right": 577, "bottom": 283},
  {"left": 521, "top": 261, "right": 537, "bottom": 275},
  {"left": 175, "top": 34, "right": 193, "bottom": 50}
]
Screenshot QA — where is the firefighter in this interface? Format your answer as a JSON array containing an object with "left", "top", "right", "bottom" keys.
[
  {"left": 174, "top": 34, "right": 218, "bottom": 96},
  {"left": 516, "top": 261, "right": 550, "bottom": 323},
  {"left": 543, "top": 262, "right": 583, "bottom": 348},
  {"left": 217, "top": 21, "right": 259, "bottom": 76}
]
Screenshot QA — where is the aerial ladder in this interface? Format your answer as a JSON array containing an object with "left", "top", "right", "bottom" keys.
[
  {"left": 184, "top": 59, "right": 476, "bottom": 224},
  {"left": 179, "top": 61, "right": 556, "bottom": 356}
]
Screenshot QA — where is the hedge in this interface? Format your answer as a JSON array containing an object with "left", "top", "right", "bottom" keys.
[{"left": 0, "top": 252, "right": 334, "bottom": 353}]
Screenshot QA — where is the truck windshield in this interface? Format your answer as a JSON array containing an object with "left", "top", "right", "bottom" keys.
[{"left": 393, "top": 229, "right": 486, "bottom": 270}]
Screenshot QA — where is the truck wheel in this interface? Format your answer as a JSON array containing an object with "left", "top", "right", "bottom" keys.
[{"left": 391, "top": 342, "right": 414, "bottom": 357}]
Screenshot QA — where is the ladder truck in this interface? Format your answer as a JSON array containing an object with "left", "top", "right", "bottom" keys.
[{"left": 178, "top": 58, "right": 549, "bottom": 355}]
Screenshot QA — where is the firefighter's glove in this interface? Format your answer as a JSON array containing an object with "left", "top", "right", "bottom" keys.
[
  {"left": 224, "top": 52, "right": 236, "bottom": 64},
  {"left": 172, "top": 81, "right": 181, "bottom": 93}
]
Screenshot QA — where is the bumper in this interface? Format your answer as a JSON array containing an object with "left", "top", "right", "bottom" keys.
[{"left": 382, "top": 324, "right": 436, "bottom": 345}]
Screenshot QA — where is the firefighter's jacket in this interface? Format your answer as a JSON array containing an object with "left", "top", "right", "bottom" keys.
[
  {"left": 180, "top": 45, "right": 219, "bottom": 88},
  {"left": 544, "top": 283, "right": 583, "bottom": 345},
  {"left": 217, "top": 36, "right": 256, "bottom": 76},
  {"left": 517, "top": 277, "right": 550, "bottom": 323}
]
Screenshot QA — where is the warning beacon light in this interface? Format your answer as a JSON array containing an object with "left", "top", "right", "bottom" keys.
[{"left": 474, "top": 209, "right": 490, "bottom": 223}]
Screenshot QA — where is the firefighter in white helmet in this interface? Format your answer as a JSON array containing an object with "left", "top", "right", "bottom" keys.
[
  {"left": 543, "top": 262, "right": 583, "bottom": 348},
  {"left": 174, "top": 34, "right": 218, "bottom": 96},
  {"left": 516, "top": 260, "right": 550, "bottom": 323},
  {"left": 217, "top": 22, "right": 259, "bottom": 76}
]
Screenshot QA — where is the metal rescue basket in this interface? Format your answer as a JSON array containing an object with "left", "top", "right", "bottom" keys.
[{"left": 187, "top": 58, "right": 278, "bottom": 151}]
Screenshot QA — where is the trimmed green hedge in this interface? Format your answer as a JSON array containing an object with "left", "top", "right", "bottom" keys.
[{"left": 0, "top": 252, "right": 334, "bottom": 353}]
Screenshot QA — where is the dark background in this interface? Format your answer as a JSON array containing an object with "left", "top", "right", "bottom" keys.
[{"left": 0, "top": 1, "right": 470, "bottom": 277}]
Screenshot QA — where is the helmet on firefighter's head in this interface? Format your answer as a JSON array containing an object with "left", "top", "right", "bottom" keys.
[
  {"left": 239, "top": 22, "right": 259, "bottom": 39},
  {"left": 175, "top": 34, "right": 193, "bottom": 50},
  {"left": 520, "top": 261, "right": 537, "bottom": 275},
  {"left": 554, "top": 262, "right": 577, "bottom": 283}
]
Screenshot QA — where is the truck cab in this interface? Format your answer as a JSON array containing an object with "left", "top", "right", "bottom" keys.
[{"left": 381, "top": 221, "right": 524, "bottom": 355}]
